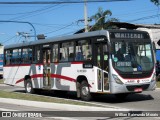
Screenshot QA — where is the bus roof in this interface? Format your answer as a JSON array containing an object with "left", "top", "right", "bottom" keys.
[{"left": 4, "top": 29, "right": 149, "bottom": 49}]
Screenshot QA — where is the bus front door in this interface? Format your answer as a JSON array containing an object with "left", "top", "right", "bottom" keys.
[
  {"left": 42, "top": 49, "right": 51, "bottom": 88},
  {"left": 94, "top": 43, "right": 109, "bottom": 92}
]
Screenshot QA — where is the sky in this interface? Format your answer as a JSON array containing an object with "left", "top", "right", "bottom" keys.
[{"left": 0, "top": 0, "right": 159, "bottom": 45}]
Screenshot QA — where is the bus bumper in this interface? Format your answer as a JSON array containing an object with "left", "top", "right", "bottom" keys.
[{"left": 111, "top": 80, "right": 156, "bottom": 94}]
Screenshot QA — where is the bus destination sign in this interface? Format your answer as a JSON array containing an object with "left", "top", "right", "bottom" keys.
[{"left": 111, "top": 32, "right": 144, "bottom": 39}]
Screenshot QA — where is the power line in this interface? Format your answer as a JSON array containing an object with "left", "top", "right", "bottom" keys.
[
  {"left": 113, "top": 9, "right": 158, "bottom": 18},
  {"left": 0, "top": 0, "right": 133, "bottom": 4},
  {"left": 44, "top": 22, "right": 75, "bottom": 35},
  {"left": 127, "top": 14, "right": 160, "bottom": 23},
  {"left": 8, "top": 4, "right": 62, "bottom": 21},
  {"left": 0, "top": 5, "right": 58, "bottom": 15},
  {"left": 2, "top": 35, "right": 17, "bottom": 44}
]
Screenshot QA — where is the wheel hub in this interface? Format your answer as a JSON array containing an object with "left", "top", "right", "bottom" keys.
[
  {"left": 82, "top": 86, "right": 89, "bottom": 96},
  {"left": 26, "top": 82, "right": 32, "bottom": 93}
]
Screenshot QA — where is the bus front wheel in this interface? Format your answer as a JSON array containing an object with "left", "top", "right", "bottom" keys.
[
  {"left": 25, "top": 79, "right": 34, "bottom": 94},
  {"left": 80, "top": 81, "right": 92, "bottom": 101}
]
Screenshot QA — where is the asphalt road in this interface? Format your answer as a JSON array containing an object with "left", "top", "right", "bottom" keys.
[
  {"left": 92, "top": 89, "right": 160, "bottom": 111},
  {"left": 0, "top": 84, "right": 160, "bottom": 120},
  {"left": 0, "top": 84, "right": 160, "bottom": 110}
]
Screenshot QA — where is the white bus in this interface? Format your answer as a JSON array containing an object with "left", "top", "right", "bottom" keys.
[{"left": 3, "top": 30, "right": 156, "bottom": 101}]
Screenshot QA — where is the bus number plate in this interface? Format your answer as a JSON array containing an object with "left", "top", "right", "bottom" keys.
[{"left": 134, "top": 88, "right": 142, "bottom": 92}]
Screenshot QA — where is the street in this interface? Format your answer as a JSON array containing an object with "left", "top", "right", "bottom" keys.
[
  {"left": 0, "top": 84, "right": 160, "bottom": 111},
  {"left": 0, "top": 84, "right": 160, "bottom": 120},
  {"left": 92, "top": 90, "right": 160, "bottom": 111}
]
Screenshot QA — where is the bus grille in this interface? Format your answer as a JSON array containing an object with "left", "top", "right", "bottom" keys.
[
  {"left": 126, "top": 84, "right": 150, "bottom": 91},
  {"left": 120, "top": 72, "right": 151, "bottom": 79}
]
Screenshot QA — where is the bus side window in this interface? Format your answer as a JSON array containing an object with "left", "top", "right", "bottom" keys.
[
  {"left": 60, "top": 43, "right": 67, "bottom": 62},
  {"left": 22, "top": 48, "right": 32, "bottom": 64},
  {"left": 5, "top": 50, "right": 12, "bottom": 65},
  {"left": 60, "top": 42, "right": 74, "bottom": 62},
  {"left": 75, "top": 39, "right": 92, "bottom": 61},
  {"left": 69, "top": 53, "right": 74, "bottom": 61},
  {"left": 75, "top": 46, "right": 83, "bottom": 61},
  {"left": 22, "top": 48, "right": 27, "bottom": 63},
  {"left": 52, "top": 44, "right": 58, "bottom": 62},
  {"left": 12, "top": 49, "right": 21, "bottom": 64},
  {"left": 33, "top": 46, "right": 40, "bottom": 63},
  {"left": 29, "top": 48, "right": 32, "bottom": 63}
]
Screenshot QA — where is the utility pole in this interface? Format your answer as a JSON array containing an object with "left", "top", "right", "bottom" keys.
[{"left": 84, "top": 0, "right": 88, "bottom": 32}]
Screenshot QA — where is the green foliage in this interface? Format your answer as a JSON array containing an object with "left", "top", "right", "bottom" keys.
[
  {"left": 157, "top": 80, "right": 160, "bottom": 88},
  {"left": 151, "top": 0, "right": 160, "bottom": 6},
  {"left": 90, "top": 7, "right": 118, "bottom": 31},
  {"left": 0, "top": 79, "right": 4, "bottom": 84}
]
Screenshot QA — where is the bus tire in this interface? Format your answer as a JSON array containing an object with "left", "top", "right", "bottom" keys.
[
  {"left": 80, "top": 81, "right": 92, "bottom": 101},
  {"left": 25, "top": 79, "right": 34, "bottom": 94}
]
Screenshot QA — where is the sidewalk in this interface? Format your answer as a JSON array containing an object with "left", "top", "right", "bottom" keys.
[{"left": 0, "top": 98, "right": 128, "bottom": 111}]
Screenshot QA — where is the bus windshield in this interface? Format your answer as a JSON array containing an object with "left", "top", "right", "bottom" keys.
[{"left": 112, "top": 41, "right": 154, "bottom": 73}]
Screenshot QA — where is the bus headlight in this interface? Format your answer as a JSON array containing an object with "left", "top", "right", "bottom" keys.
[{"left": 112, "top": 74, "right": 123, "bottom": 84}]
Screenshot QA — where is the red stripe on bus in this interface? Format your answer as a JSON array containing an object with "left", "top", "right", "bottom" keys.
[
  {"left": 15, "top": 78, "right": 24, "bottom": 84},
  {"left": 32, "top": 74, "right": 43, "bottom": 78},
  {"left": 15, "top": 74, "right": 76, "bottom": 84},
  {"left": 15, "top": 73, "right": 92, "bottom": 88},
  {"left": 50, "top": 74, "right": 76, "bottom": 82},
  {"left": 71, "top": 62, "right": 83, "bottom": 64}
]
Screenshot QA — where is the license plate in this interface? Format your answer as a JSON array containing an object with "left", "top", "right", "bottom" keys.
[{"left": 134, "top": 88, "right": 142, "bottom": 92}]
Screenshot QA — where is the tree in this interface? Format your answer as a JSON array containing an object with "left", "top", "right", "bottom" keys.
[
  {"left": 150, "top": 0, "right": 160, "bottom": 6},
  {"left": 90, "top": 7, "right": 118, "bottom": 31}
]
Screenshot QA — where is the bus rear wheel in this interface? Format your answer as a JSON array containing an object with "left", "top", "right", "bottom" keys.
[
  {"left": 80, "top": 81, "right": 92, "bottom": 101},
  {"left": 25, "top": 79, "right": 34, "bottom": 94}
]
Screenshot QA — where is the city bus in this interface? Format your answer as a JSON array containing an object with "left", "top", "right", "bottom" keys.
[{"left": 3, "top": 30, "right": 156, "bottom": 101}]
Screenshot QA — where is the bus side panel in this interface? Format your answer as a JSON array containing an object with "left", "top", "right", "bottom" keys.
[
  {"left": 51, "top": 63, "right": 77, "bottom": 91},
  {"left": 50, "top": 63, "right": 96, "bottom": 92},
  {"left": 4, "top": 66, "right": 27, "bottom": 87},
  {"left": 29, "top": 64, "right": 43, "bottom": 89},
  {"left": 3, "top": 64, "right": 43, "bottom": 88}
]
